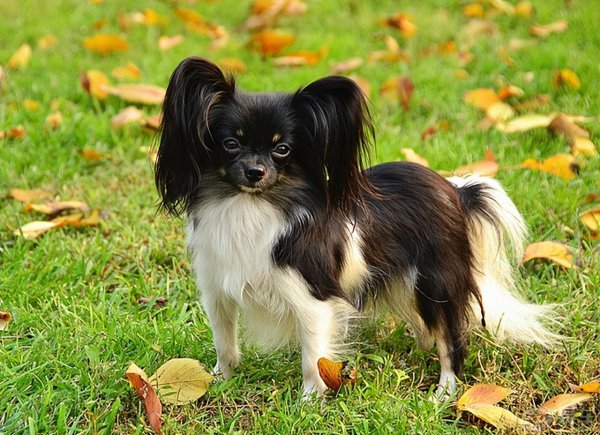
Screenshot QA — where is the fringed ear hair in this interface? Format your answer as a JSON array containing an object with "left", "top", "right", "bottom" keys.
[
  {"left": 155, "top": 57, "right": 234, "bottom": 215},
  {"left": 293, "top": 76, "right": 374, "bottom": 216}
]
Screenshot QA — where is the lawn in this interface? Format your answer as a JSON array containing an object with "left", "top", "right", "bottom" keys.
[{"left": 1, "top": 0, "right": 599, "bottom": 433}]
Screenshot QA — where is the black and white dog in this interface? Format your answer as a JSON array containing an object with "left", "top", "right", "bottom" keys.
[{"left": 156, "top": 57, "right": 558, "bottom": 397}]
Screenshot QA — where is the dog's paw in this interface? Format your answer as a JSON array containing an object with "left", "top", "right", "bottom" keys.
[{"left": 213, "top": 354, "right": 240, "bottom": 379}]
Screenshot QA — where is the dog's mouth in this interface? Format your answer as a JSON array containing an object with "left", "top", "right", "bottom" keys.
[{"left": 239, "top": 184, "right": 263, "bottom": 194}]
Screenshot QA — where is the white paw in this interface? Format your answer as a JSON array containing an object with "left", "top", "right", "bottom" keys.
[{"left": 213, "top": 354, "right": 240, "bottom": 379}]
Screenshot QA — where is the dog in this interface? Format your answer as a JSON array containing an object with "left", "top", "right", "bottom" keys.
[{"left": 155, "top": 57, "right": 559, "bottom": 397}]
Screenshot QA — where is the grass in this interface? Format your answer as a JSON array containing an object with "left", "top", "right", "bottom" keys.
[{"left": 1, "top": 0, "right": 599, "bottom": 433}]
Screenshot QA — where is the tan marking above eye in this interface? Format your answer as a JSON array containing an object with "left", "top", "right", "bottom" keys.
[
  {"left": 236, "top": 129, "right": 244, "bottom": 137},
  {"left": 272, "top": 133, "right": 281, "bottom": 142}
]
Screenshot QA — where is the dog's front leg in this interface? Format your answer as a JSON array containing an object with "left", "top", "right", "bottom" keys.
[{"left": 202, "top": 291, "right": 240, "bottom": 379}]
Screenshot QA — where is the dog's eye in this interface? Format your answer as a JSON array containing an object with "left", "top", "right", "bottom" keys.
[
  {"left": 272, "top": 143, "right": 291, "bottom": 158},
  {"left": 222, "top": 138, "right": 241, "bottom": 153}
]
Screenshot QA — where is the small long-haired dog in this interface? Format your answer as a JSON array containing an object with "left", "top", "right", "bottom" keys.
[{"left": 156, "top": 57, "right": 558, "bottom": 397}]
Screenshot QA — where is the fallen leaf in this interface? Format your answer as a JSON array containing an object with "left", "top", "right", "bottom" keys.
[
  {"left": 273, "top": 46, "right": 327, "bottom": 67},
  {"left": 538, "top": 393, "right": 593, "bottom": 416},
  {"left": 7, "top": 44, "right": 32, "bottom": 70},
  {"left": 455, "top": 151, "right": 499, "bottom": 177},
  {"left": 522, "top": 241, "right": 575, "bottom": 268},
  {"left": 50, "top": 212, "right": 84, "bottom": 226},
  {"left": 0, "top": 311, "right": 12, "bottom": 331},
  {"left": 141, "top": 114, "right": 161, "bottom": 132},
  {"left": 91, "top": 19, "right": 107, "bottom": 30},
  {"left": 486, "top": 102, "right": 515, "bottom": 122},
  {"left": 111, "top": 106, "right": 143, "bottom": 130},
  {"left": 104, "top": 84, "right": 165, "bottom": 105},
  {"left": 421, "top": 126, "right": 437, "bottom": 141},
  {"left": 126, "top": 363, "right": 162, "bottom": 435},
  {"left": 111, "top": 62, "right": 141, "bottom": 80},
  {"left": 80, "top": 149, "right": 109, "bottom": 161},
  {"left": 244, "top": 0, "right": 307, "bottom": 30},
  {"left": 23, "top": 99, "right": 41, "bottom": 111},
  {"left": 75, "top": 208, "right": 102, "bottom": 227},
  {"left": 217, "top": 58, "right": 247, "bottom": 74},
  {"left": 381, "top": 13, "right": 417, "bottom": 37},
  {"left": 13, "top": 221, "right": 59, "bottom": 239},
  {"left": 457, "top": 384, "right": 513, "bottom": 410},
  {"left": 529, "top": 20, "right": 568, "bottom": 38},
  {"left": 8, "top": 188, "right": 52, "bottom": 203},
  {"left": 463, "top": 19, "right": 498, "bottom": 42},
  {"left": 553, "top": 69, "right": 581, "bottom": 90},
  {"left": 25, "top": 200, "right": 89, "bottom": 216},
  {"left": 368, "top": 35, "right": 410, "bottom": 64},
  {"left": 82, "top": 34, "right": 129, "bottom": 54},
  {"left": 463, "top": 404, "right": 534, "bottom": 429},
  {"left": 45, "top": 112, "right": 63, "bottom": 130},
  {"left": 496, "top": 113, "right": 556, "bottom": 133},
  {"left": 250, "top": 29, "right": 296, "bottom": 56},
  {"left": 464, "top": 88, "right": 501, "bottom": 110},
  {"left": 331, "top": 57, "right": 363, "bottom": 75},
  {"left": 81, "top": 70, "right": 110, "bottom": 100},
  {"left": 514, "top": 1, "right": 533, "bottom": 18},
  {"left": 138, "top": 296, "right": 167, "bottom": 307},
  {"left": 380, "top": 76, "right": 414, "bottom": 110},
  {"left": 317, "top": 357, "right": 357, "bottom": 392},
  {"left": 348, "top": 75, "right": 371, "bottom": 97},
  {"left": 513, "top": 93, "right": 551, "bottom": 112},
  {"left": 522, "top": 153, "right": 579, "bottom": 181},
  {"left": 572, "top": 137, "right": 597, "bottom": 157},
  {"left": 463, "top": 3, "right": 485, "bottom": 18},
  {"left": 497, "top": 85, "right": 524, "bottom": 100},
  {"left": 143, "top": 8, "right": 169, "bottom": 27},
  {"left": 148, "top": 358, "right": 214, "bottom": 404},
  {"left": 401, "top": 148, "right": 429, "bottom": 167},
  {"left": 569, "top": 380, "right": 600, "bottom": 394},
  {"left": 38, "top": 35, "right": 58, "bottom": 49},
  {"left": 158, "top": 35, "right": 184, "bottom": 51},
  {"left": 580, "top": 206, "right": 600, "bottom": 238},
  {"left": 1, "top": 125, "right": 26, "bottom": 140}
]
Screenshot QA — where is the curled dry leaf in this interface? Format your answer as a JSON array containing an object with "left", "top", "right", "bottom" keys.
[
  {"left": 463, "top": 88, "right": 501, "bottom": 111},
  {"left": 0, "top": 311, "right": 12, "bottom": 331},
  {"left": 317, "top": 357, "right": 357, "bottom": 392},
  {"left": 529, "top": 20, "right": 568, "bottom": 38},
  {"left": 111, "top": 106, "right": 143, "bottom": 130},
  {"left": 522, "top": 241, "right": 575, "bottom": 268},
  {"left": 569, "top": 380, "right": 600, "bottom": 394},
  {"left": 380, "top": 13, "right": 417, "bottom": 37},
  {"left": 8, "top": 188, "right": 52, "bottom": 203},
  {"left": 7, "top": 44, "right": 32, "bottom": 70},
  {"left": 580, "top": 206, "right": 600, "bottom": 239},
  {"left": 148, "top": 358, "right": 214, "bottom": 404},
  {"left": 497, "top": 85, "right": 524, "bottom": 100},
  {"left": 25, "top": 200, "right": 89, "bottom": 216},
  {"left": 141, "top": 114, "right": 161, "bottom": 132},
  {"left": 80, "top": 149, "right": 109, "bottom": 161},
  {"left": 331, "top": 57, "right": 363, "bottom": 74},
  {"left": 553, "top": 69, "right": 581, "bottom": 90},
  {"left": 463, "top": 3, "right": 485, "bottom": 18},
  {"left": 158, "top": 35, "right": 184, "bottom": 51},
  {"left": 13, "top": 221, "right": 59, "bottom": 239},
  {"left": 496, "top": 113, "right": 556, "bottom": 133},
  {"left": 104, "top": 84, "right": 165, "bottom": 105},
  {"left": 538, "top": 393, "right": 593, "bottom": 416},
  {"left": 401, "top": 148, "right": 429, "bottom": 167},
  {"left": 250, "top": 29, "right": 296, "bottom": 56},
  {"left": 273, "top": 46, "right": 327, "bottom": 67},
  {"left": 244, "top": 0, "right": 307, "bottom": 30},
  {"left": 379, "top": 76, "right": 413, "bottom": 110},
  {"left": 81, "top": 70, "right": 110, "bottom": 100},
  {"left": 112, "top": 62, "right": 141, "bottom": 80},
  {"left": 454, "top": 151, "right": 498, "bottom": 177},
  {"left": 457, "top": 384, "right": 513, "bottom": 410},
  {"left": 126, "top": 363, "right": 162, "bottom": 435},
  {"left": 462, "top": 404, "right": 534, "bottom": 430},
  {"left": 521, "top": 153, "right": 579, "bottom": 181},
  {"left": 82, "top": 34, "right": 129, "bottom": 54}
]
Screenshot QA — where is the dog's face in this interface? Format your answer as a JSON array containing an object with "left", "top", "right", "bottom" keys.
[{"left": 155, "top": 57, "right": 373, "bottom": 215}]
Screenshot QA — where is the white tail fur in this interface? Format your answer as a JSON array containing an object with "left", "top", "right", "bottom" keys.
[{"left": 449, "top": 175, "right": 561, "bottom": 347}]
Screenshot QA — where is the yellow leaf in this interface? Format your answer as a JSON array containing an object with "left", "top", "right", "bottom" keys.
[
  {"left": 486, "top": 102, "right": 515, "bottom": 122},
  {"left": 553, "top": 69, "right": 581, "bottom": 90},
  {"left": 572, "top": 137, "right": 597, "bottom": 157},
  {"left": 217, "top": 58, "right": 247, "bottom": 74},
  {"left": 158, "top": 35, "right": 184, "bottom": 51},
  {"left": 529, "top": 20, "right": 568, "bottom": 38},
  {"left": 250, "top": 29, "right": 296, "bottom": 56},
  {"left": 80, "top": 149, "right": 108, "bottom": 161},
  {"left": 126, "top": 363, "right": 163, "bottom": 434},
  {"left": 13, "top": 221, "right": 59, "bottom": 239},
  {"left": 111, "top": 62, "right": 141, "bottom": 80},
  {"left": 514, "top": 1, "right": 533, "bottom": 18},
  {"left": 522, "top": 241, "right": 575, "bottom": 268},
  {"left": 23, "top": 99, "right": 41, "bottom": 111},
  {"left": 82, "top": 34, "right": 129, "bottom": 55},
  {"left": 580, "top": 206, "right": 600, "bottom": 232},
  {"left": 496, "top": 114, "right": 556, "bottom": 133},
  {"left": 51, "top": 212, "right": 84, "bottom": 226},
  {"left": 401, "top": 148, "right": 429, "bottom": 167},
  {"left": 25, "top": 200, "right": 89, "bottom": 216},
  {"left": 273, "top": 46, "right": 328, "bottom": 67},
  {"left": 143, "top": 8, "right": 168, "bottom": 26},
  {"left": 148, "top": 358, "right": 214, "bottom": 404},
  {"left": 497, "top": 85, "right": 524, "bottom": 100},
  {"left": 569, "top": 380, "right": 600, "bottom": 394},
  {"left": 522, "top": 153, "right": 579, "bottom": 181},
  {"left": 457, "top": 384, "right": 513, "bottom": 410},
  {"left": 381, "top": 13, "right": 417, "bottom": 37},
  {"left": 104, "top": 84, "right": 165, "bottom": 105},
  {"left": 7, "top": 44, "right": 32, "bottom": 70},
  {"left": 74, "top": 208, "right": 102, "bottom": 227},
  {"left": 0, "top": 311, "right": 12, "bottom": 331},
  {"left": 464, "top": 88, "right": 501, "bottom": 110},
  {"left": 8, "top": 188, "right": 52, "bottom": 203},
  {"left": 81, "top": 70, "right": 110, "bottom": 100},
  {"left": 45, "top": 112, "right": 63, "bottom": 130},
  {"left": 463, "top": 3, "right": 485, "bottom": 18},
  {"left": 111, "top": 106, "right": 143, "bottom": 130},
  {"left": 317, "top": 357, "right": 357, "bottom": 392},
  {"left": 538, "top": 393, "right": 593, "bottom": 416},
  {"left": 463, "top": 404, "right": 534, "bottom": 429},
  {"left": 38, "top": 35, "right": 58, "bottom": 49}
]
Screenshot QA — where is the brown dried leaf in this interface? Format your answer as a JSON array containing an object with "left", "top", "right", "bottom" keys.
[
  {"left": 463, "top": 404, "right": 534, "bottom": 430},
  {"left": 7, "top": 44, "right": 32, "bottom": 70},
  {"left": 497, "top": 85, "right": 524, "bottom": 100},
  {"left": 13, "top": 221, "right": 59, "bottom": 239},
  {"left": 80, "top": 149, "right": 109, "bottom": 161},
  {"left": 529, "top": 20, "right": 568, "bottom": 38},
  {"left": 141, "top": 115, "right": 161, "bottom": 132},
  {"left": 273, "top": 46, "right": 327, "bottom": 67},
  {"left": 250, "top": 29, "right": 296, "bottom": 56},
  {"left": 553, "top": 69, "right": 581, "bottom": 90},
  {"left": 158, "top": 35, "right": 184, "bottom": 51},
  {"left": 5, "top": 125, "right": 26, "bottom": 140},
  {"left": 45, "top": 112, "right": 63, "bottom": 130},
  {"left": 81, "top": 70, "right": 110, "bottom": 100},
  {"left": 111, "top": 106, "right": 143, "bottom": 130},
  {"left": 331, "top": 57, "right": 363, "bottom": 74},
  {"left": 148, "top": 358, "right": 214, "bottom": 404},
  {"left": 0, "top": 311, "right": 12, "bottom": 331},
  {"left": 8, "top": 188, "right": 52, "bottom": 203},
  {"left": 457, "top": 384, "right": 513, "bottom": 410},
  {"left": 138, "top": 296, "right": 167, "bottom": 306},
  {"left": 381, "top": 13, "right": 417, "bottom": 37},
  {"left": 379, "top": 76, "right": 413, "bottom": 110},
  {"left": 75, "top": 208, "right": 102, "bottom": 227},
  {"left": 25, "top": 200, "right": 89, "bottom": 216},
  {"left": 82, "top": 34, "right": 129, "bottom": 54},
  {"left": 244, "top": 0, "right": 307, "bottom": 30},
  {"left": 50, "top": 212, "right": 84, "bottom": 226},
  {"left": 455, "top": 151, "right": 498, "bottom": 177},
  {"left": 126, "top": 363, "right": 163, "bottom": 435},
  {"left": 522, "top": 241, "right": 575, "bottom": 268},
  {"left": 112, "top": 62, "right": 141, "bottom": 80},
  {"left": 401, "top": 148, "right": 429, "bottom": 167},
  {"left": 538, "top": 393, "right": 593, "bottom": 416},
  {"left": 569, "top": 380, "right": 600, "bottom": 394},
  {"left": 104, "top": 84, "right": 165, "bottom": 105},
  {"left": 521, "top": 153, "right": 579, "bottom": 181},
  {"left": 317, "top": 357, "right": 357, "bottom": 392}
]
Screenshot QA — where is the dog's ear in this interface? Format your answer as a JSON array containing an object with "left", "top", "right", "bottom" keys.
[
  {"left": 156, "top": 57, "right": 234, "bottom": 215},
  {"left": 293, "top": 76, "right": 374, "bottom": 216}
]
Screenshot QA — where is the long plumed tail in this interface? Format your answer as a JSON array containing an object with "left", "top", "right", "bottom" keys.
[{"left": 449, "top": 175, "right": 561, "bottom": 347}]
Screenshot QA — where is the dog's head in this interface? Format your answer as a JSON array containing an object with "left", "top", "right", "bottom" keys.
[{"left": 155, "top": 57, "right": 373, "bottom": 216}]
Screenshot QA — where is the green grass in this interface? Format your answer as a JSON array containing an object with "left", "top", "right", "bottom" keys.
[{"left": 1, "top": 0, "right": 599, "bottom": 433}]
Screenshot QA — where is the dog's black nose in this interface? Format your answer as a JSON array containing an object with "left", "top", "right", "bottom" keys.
[{"left": 244, "top": 165, "right": 265, "bottom": 182}]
